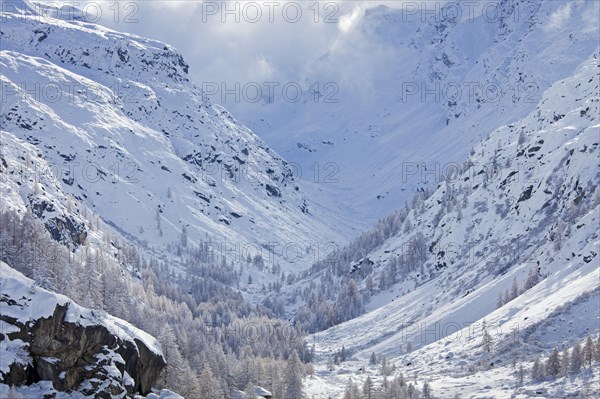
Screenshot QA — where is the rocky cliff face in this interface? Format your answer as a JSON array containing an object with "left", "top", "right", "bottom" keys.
[{"left": 0, "top": 262, "right": 166, "bottom": 398}]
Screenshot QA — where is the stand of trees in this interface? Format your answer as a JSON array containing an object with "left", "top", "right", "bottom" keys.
[
  {"left": 496, "top": 268, "right": 542, "bottom": 308},
  {"left": 343, "top": 373, "right": 433, "bottom": 399},
  {"left": 529, "top": 335, "right": 600, "bottom": 383},
  {"left": 0, "top": 209, "right": 308, "bottom": 398}
]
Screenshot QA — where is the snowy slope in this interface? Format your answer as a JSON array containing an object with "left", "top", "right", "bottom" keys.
[
  {"left": 303, "top": 49, "right": 600, "bottom": 398},
  {"left": 0, "top": 1, "right": 351, "bottom": 274},
  {"left": 238, "top": 0, "right": 600, "bottom": 225}
]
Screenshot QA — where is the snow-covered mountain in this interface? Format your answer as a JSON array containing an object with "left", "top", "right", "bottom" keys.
[
  {"left": 238, "top": 0, "right": 599, "bottom": 224},
  {"left": 1, "top": 1, "right": 599, "bottom": 398},
  {"left": 0, "top": 0, "right": 351, "bottom": 274},
  {"left": 299, "top": 49, "right": 600, "bottom": 398},
  {"left": 0, "top": 5, "right": 354, "bottom": 396}
]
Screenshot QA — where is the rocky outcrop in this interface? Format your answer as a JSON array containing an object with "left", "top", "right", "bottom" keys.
[
  {"left": 1, "top": 302, "right": 165, "bottom": 397},
  {"left": 29, "top": 197, "right": 88, "bottom": 247},
  {"left": 0, "top": 264, "right": 165, "bottom": 398},
  {"left": 44, "top": 215, "right": 88, "bottom": 247}
]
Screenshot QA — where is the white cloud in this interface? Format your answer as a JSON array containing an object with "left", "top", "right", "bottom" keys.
[
  {"left": 545, "top": 3, "right": 572, "bottom": 31},
  {"left": 87, "top": 0, "right": 409, "bottom": 116},
  {"left": 250, "top": 55, "right": 276, "bottom": 81},
  {"left": 338, "top": 5, "right": 362, "bottom": 33}
]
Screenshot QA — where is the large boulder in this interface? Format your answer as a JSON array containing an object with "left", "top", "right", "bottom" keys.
[{"left": 0, "top": 263, "right": 166, "bottom": 398}]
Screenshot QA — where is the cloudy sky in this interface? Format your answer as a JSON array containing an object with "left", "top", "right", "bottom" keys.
[
  {"left": 97, "top": 1, "right": 382, "bottom": 80},
  {"left": 92, "top": 1, "right": 406, "bottom": 115}
]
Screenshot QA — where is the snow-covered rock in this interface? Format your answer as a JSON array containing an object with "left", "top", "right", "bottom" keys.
[
  {"left": 0, "top": 262, "right": 166, "bottom": 398},
  {"left": 140, "top": 389, "right": 184, "bottom": 399},
  {"left": 232, "top": 385, "right": 273, "bottom": 399}
]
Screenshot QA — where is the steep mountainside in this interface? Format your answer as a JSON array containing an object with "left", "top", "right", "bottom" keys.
[
  {"left": 0, "top": 4, "right": 339, "bottom": 397},
  {"left": 300, "top": 50, "right": 600, "bottom": 398},
  {"left": 0, "top": 1, "right": 350, "bottom": 274}
]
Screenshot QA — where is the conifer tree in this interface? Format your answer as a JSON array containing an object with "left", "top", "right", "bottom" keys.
[
  {"left": 158, "top": 324, "right": 188, "bottom": 392},
  {"left": 422, "top": 380, "right": 432, "bottom": 399},
  {"left": 81, "top": 249, "right": 102, "bottom": 309},
  {"left": 363, "top": 376, "right": 374, "bottom": 399},
  {"left": 343, "top": 378, "right": 359, "bottom": 399},
  {"left": 180, "top": 225, "right": 188, "bottom": 247},
  {"left": 198, "top": 365, "right": 222, "bottom": 399},
  {"left": 545, "top": 348, "right": 560, "bottom": 378},
  {"left": 570, "top": 342, "right": 583, "bottom": 374},
  {"left": 510, "top": 277, "right": 519, "bottom": 300},
  {"left": 517, "top": 364, "right": 524, "bottom": 385},
  {"left": 561, "top": 347, "right": 570, "bottom": 376},
  {"left": 481, "top": 320, "right": 493, "bottom": 352},
  {"left": 284, "top": 350, "right": 305, "bottom": 399},
  {"left": 341, "top": 346, "right": 347, "bottom": 362},
  {"left": 496, "top": 291, "right": 504, "bottom": 308},
  {"left": 531, "top": 357, "right": 544, "bottom": 381},
  {"left": 583, "top": 335, "right": 595, "bottom": 368},
  {"left": 524, "top": 268, "right": 539, "bottom": 290}
]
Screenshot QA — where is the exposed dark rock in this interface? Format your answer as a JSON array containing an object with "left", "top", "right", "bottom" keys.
[
  {"left": 517, "top": 185, "right": 534, "bottom": 203},
  {"left": 182, "top": 152, "right": 203, "bottom": 167},
  {"left": 181, "top": 172, "right": 197, "bottom": 183},
  {"left": 265, "top": 184, "right": 281, "bottom": 198},
  {"left": 194, "top": 191, "right": 210, "bottom": 203},
  {"left": 45, "top": 215, "right": 87, "bottom": 246},
  {"left": 1, "top": 302, "right": 165, "bottom": 397}
]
